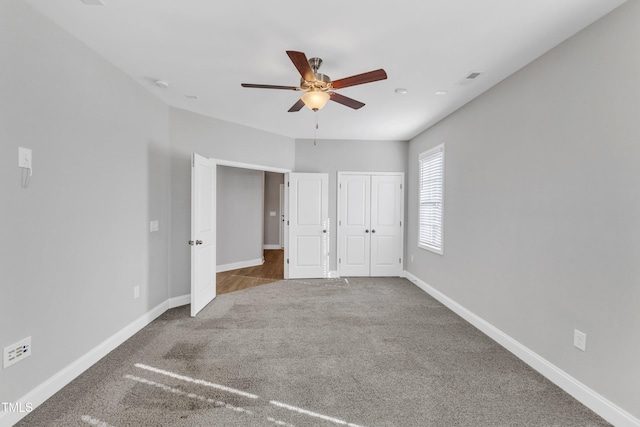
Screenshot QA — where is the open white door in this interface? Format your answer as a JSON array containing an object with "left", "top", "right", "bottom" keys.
[
  {"left": 287, "top": 173, "right": 329, "bottom": 279},
  {"left": 190, "top": 153, "right": 216, "bottom": 317}
]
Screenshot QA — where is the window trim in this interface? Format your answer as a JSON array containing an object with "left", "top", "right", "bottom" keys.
[{"left": 418, "top": 143, "right": 445, "bottom": 255}]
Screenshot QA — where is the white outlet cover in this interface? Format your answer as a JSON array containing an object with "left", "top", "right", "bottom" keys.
[
  {"left": 149, "top": 220, "right": 159, "bottom": 232},
  {"left": 134, "top": 285, "right": 140, "bottom": 299}
]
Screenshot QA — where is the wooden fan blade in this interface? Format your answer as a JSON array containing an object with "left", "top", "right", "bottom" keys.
[
  {"left": 286, "top": 51, "right": 316, "bottom": 82},
  {"left": 241, "top": 83, "right": 299, "bottom": 90},
  {"left": 329, "top": 92, "right": 365, "bottom": 109},
  {"left": 288, "top": 98, "right": 305, "bottom": 112},
  {"left": 331, "top": 69, "right": 387, "bottom": 89}
]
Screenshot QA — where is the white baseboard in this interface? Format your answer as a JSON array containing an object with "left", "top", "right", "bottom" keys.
[
  {"left": 0, "top": 300, "right": 170, "bottom": 427},
  {"left": 216, "top": 258, "right": 263, "bottom": 273},
  {"left": 403, "top": 271, "right": 640, "bottom": 427},
  {"left": 168, "top": 294, "right": 190, "bottom": 309},
  {"left": 328, "top": 270, "right": 340, "bottom": 278},
  {"left": 263, "top": 244, "right": 282, "bottom": 250}
]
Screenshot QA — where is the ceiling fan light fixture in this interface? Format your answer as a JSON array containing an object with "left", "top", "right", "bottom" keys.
[{"left": 301, "top": 90, "right": 330, "bottom": 111}]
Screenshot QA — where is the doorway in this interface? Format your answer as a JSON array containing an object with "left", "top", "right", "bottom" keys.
[
  {"left": 263, "top": 172, "right": 285, "bottom": 250},
  {"left": 216, "top": 167, "right": 284, "bottom": 270},
  {"left": 190, "top": 157, "right": 291, "bottom": 316},
  {"left": 191, "top": 159, "right": 330, "bottom": 315}
]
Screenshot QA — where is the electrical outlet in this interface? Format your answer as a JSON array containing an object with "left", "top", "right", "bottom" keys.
[
  {"left": 3, "top": 337, "right": 31, "bottom": 369},
  {"left": 574, "top": 329, "right": 587, "bottom": 351},
  {"left": 149, "top": 220, "right": 159, "bottom": 232},
  {"left": 134, "top": 285, "right": 140, "bottom": 299}
]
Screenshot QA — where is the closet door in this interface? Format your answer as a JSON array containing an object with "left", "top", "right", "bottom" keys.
[
  {"left": 338, "top": 173, "right": 404, "bottom": 277},
  {"left": 339, "top": 174, "right": 371, "bottom": 277},
  {"left": 370, "top": 175, "right": 403, "bottom": 277}
]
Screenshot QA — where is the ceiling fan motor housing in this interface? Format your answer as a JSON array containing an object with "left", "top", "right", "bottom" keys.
[
  {"left": 300, "top": 74, "right": 332, "bottom": 91},
  {"left": 308, "top": 57, "right": 323, "bottom": 72},
  {"left": 300, "top": 58, "right": 332, "bottom": 91}
]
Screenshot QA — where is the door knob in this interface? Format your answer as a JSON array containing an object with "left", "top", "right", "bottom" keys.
[
  {"left": 196, "top": 240, "right": 203, "bottom": 245},
  {"left": 371, "top": 229, "right": 376, "bottom": 233},
  {"left": 188, "top": 240, "right": 194, "bottom": 246},
  {"left": 322, "top": 230, "right": 327, "bottom": 233},
  {"left": 365, "top": 229, "right": 369, "bottom": 233}
]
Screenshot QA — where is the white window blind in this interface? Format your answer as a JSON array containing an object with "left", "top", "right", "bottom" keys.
[{"left": 419, "top": 144, "right": 444, "bottom": 254}]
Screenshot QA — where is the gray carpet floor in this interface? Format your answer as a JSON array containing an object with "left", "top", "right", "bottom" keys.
[{"left": 18, "top": 278, "right": 610, "bottom": 426}]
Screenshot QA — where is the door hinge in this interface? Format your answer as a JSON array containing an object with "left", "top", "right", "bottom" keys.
[
  {"left": 287, "top": 181, "right": 290, "bottom": 187},
  {"left": 287, "top": 258, "right": 290, "bottom": 264},
  {"left": 287, "top": 220, "right": 289, "bottom": 225},
  {"left": 339, "top": 220, "right": 342, "bottom": 226},
  {"left": 400, "top": 183, "right": 403, "bottom": 190},
  {"left": 399, "top": 258, "right": 402, "bottom": 264},
  {"left": 400, "top": 220, "right": 402, "bottom": 227},
  {"left": 339, "top": 183, "right": 342, "bottom": 189},
  {"left": 339, "top": 258, "right": 341, "bottom": 264}
]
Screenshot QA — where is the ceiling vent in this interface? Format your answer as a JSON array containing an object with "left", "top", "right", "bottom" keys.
[{"left": 456, "top": 71, "right": 483, "bottom": 86}]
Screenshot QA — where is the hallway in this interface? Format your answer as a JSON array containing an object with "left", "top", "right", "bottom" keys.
[{"left": 216, "top": 249, "right": 284, "bottom": 295}]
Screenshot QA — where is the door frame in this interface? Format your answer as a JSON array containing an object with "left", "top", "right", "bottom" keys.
[
  {"left": 336, "top": 171, "right": 405, "bottom": 277},
  {"left": 279, "top": 183, "right": 285, "bottom": 248},
  {"left": 200, "top": 158, "right": 290, "bottom": 314}
]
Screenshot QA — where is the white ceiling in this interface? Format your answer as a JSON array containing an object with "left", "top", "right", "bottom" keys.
[{"left": 23, "top": 0, "right": 625, "bottom": 141}]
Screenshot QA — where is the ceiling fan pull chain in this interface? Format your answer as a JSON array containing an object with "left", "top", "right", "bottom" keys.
[{"left": 314, "top": 111, "right": 319, "bottom": 145}]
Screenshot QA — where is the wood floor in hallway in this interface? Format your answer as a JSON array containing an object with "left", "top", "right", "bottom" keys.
[{"left": 216, "top": 249, "right": 284, "bottom": 295}]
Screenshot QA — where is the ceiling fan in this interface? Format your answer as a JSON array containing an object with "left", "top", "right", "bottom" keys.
[{"left": 241, "top": 51, "right": 387, "bottom": 112}]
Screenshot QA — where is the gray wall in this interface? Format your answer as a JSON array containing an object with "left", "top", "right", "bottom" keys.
[
  {"left": 3, "top": 0, "right": 636, "bottom": 421},
  {"left": 217, "top": 166, "right": 264, "bottom": 267},
  {"left": 0, "top": 0, "right": 170, "bottom": 406},
  {"left": 295, "top": 139, "right": 408, "bottom": 272},
  {"left": 168, "top": 107, "right": 295, "bottom": 297},
  {"left": 406, "top": 1, "right": 640, "bottom": 419},
  {"left": 264, "top": 172, "right": 284, "bottom": 247}
]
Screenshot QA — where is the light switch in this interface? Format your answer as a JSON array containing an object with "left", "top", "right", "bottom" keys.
[
  {"left": 150, "top": 220, "right": 159, "bottom": 232},
  {"left": 18, "top": 147, "right": 32, "bottom": 169}
]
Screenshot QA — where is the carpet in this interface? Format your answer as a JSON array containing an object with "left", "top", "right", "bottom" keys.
[{"left": 17, "top": 277, "right": 610, "bottom": 426}]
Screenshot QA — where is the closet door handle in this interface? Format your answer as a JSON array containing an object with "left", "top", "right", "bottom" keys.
[
  {"left": 365, "top": 229, "right": 369, "bottom": 233},
  {"left": 323, "top": 230, "right": 327, "bottom": 233},
  {"left": 371, "top": 229, "right": 376, "bottom": 233}
]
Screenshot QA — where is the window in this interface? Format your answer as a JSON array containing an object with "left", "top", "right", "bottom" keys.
[{"left": 418, "top": 144, "right": 444, "bottom": 254}]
